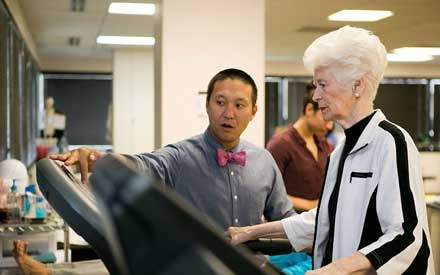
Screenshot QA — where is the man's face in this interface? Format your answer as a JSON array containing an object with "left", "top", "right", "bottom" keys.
[
  {"left": 206, "top": 78, "right": 257, "bottom": 149},
  {"left": 307, "top": 107, "right": 328, "bottom": 136}
]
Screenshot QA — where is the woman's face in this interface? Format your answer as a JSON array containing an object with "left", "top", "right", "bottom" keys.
[{"left": 312, "top": 67, "right": 358, "bottom": 128}]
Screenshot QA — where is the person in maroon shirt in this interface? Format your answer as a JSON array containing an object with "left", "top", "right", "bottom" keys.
[{"left": 267, "top": 82, "right": 331, "bottom": 212}]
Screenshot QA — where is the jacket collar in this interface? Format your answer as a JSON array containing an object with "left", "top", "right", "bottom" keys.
[
  {"left": 348, "top": 109, "right": 386, "bottom": 155},
  {"left": 330, "top": 109, "right": 386, "bottom": 158}
]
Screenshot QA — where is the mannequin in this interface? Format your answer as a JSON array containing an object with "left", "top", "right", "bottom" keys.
[
  {"left": 43, "top": 97, "right": 56, "bottom": 138},
  {"left": 42, "top": 97, "right": 67, "bottom": 153}
]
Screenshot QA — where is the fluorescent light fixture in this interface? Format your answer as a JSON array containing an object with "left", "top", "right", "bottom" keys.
[
  {"left": 393, "top": 47, "right": 440, "bottom": 56},
  {"left": 108, "top": 2, "right": 155, "bottom": 15},
  {"left": 328, "top": 10, "right": 393, "bottom": 22},
  {"left": 386, "top": 53, "right": 433, "bottom": 62},
  {"left": 97, "top": 36, "right": 155, "bottom": 46}
]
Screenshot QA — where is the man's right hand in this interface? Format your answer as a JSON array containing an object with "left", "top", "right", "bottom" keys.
[{"left": 49, "top": 147, "right": 106, "bottom": 183}]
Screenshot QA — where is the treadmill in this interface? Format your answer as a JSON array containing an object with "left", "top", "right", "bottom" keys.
[
  {"left": 36, "top": 156, "right": 285, "bottom": 274},
  {"left": 36, "top": 158, "right": 118, "bottom": 273}
]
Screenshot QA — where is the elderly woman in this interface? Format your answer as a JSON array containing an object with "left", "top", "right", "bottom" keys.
[{"left": 227, "top": 26, "right": 434, "bottom": 274}]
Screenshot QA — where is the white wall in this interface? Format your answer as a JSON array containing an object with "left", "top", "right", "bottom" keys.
[
  {"left": 113, "top": 48, "right": 155, "bottom": 154},
  {"left": 156, "top": 0, "right": 265, "bottom": 147}
]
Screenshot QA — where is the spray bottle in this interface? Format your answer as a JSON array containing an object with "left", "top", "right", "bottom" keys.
[{"left": 5, "top": 179, "right": 21, "bottom": 224}]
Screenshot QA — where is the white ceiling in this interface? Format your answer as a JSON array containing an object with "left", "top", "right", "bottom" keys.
[
  {"left": 18, "top": 0, "right": 154, "bottom": 61},
  {"left": 266, "top": 0, "right": 440, "bottom": 63},
  {"left": 16, "top": 0, "right": 440, "bottom": 71}
]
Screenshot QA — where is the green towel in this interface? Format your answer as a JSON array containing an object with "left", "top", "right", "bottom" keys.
[
  {"left": 269, "top": 252, "right": 312, "bottom": 275},
  {"left": 34, "top": 252, "right": 57, "bottom": 263}
]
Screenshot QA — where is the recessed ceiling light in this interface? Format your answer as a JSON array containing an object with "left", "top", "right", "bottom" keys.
[
  {"left": 108, "top": 2, "right": 155, "bottom": 15},
  {"left": 393, "top": 47, "right": 440, "bottom": 56},
  {"left": 328, "top": 10, "right": 393, "bottom": 22},
  {"left": 386, "top": 53, "right": 433, "bottom": 62},
  {"left": 97, "top": 36, "right": 155, "bottom": 46}
]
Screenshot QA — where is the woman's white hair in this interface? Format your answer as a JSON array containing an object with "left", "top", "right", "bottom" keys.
[{"left": 303, "top": 25, "right": 388, "bottom": 102}]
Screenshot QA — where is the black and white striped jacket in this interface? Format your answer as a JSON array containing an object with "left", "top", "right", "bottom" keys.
[{"left": 282, "top": 110, "right": 434, "bottom": 274}]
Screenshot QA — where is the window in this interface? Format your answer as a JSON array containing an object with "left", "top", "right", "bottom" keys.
[
  {"left": 0, "top": 1, "right": 41, "bottom": 166},
  {"left": 44, "top": 74, "right": 112, "bottom": 146},
  {"left": 265, "top": 76, "right": 440, "bottom": 150},
  {"left": 0, "top": 2, "right": 8, "bottom": 160}
]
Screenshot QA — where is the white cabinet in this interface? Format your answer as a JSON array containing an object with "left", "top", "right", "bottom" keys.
[{"left": 420, "top": 152, "right": 440, "bottom": 194}]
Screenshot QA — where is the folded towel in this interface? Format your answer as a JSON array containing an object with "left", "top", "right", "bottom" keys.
[
  {"left": 34, "top": 252, "right": 56, "bottom": 263},
  {"left": 269, "top": 252, "right": 312, "bottom": 275}
]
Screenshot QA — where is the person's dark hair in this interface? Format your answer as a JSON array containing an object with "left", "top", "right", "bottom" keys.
[
  {"left": 303, "top": 81, "right": 319, "bottom": 114},
  {"left": 206, "top": 68, "right": 258, "bottom": 106}
]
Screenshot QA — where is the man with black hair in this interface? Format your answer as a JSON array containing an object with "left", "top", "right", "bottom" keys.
[
  {"left": 52, "top": 68, "right": 295, "bottom": 230},
  {"left": 267, "top": 81, "right": 331, "bottom": 212}
]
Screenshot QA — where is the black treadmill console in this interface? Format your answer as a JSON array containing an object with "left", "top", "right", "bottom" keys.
[
  {"left": 36, "top": 158, "right": 119, "bottom": 273},
  {"left": 90, "top": 155, "right": 281, "bottom": 275},
  {"left": 37, "top": 156, "right": 282, "bottom": 274}
]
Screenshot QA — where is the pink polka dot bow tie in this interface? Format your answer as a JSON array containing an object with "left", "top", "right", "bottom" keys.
[{"left": 216, "top": 149, "right": 246, "bottom": 167}]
